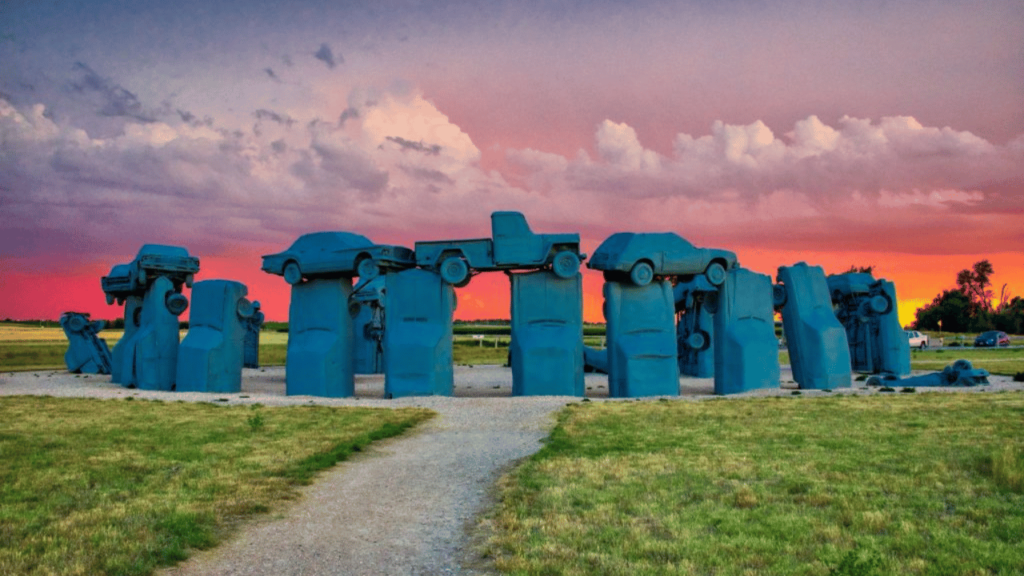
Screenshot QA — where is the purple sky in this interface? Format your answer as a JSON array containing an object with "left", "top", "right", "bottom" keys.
[{"left": 2, "top": 0, "right": 1022, "bottom": 322}]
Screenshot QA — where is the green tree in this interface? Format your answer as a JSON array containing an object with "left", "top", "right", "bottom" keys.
[
  {"left": 914, "top": 289, "right": 973, "bottom": 332},
  {"left": 993, "top": 296, "right": 1024, "bottom": 334},
  {"left": 956, "top": 259, "right": 995, "bottom": 314}
]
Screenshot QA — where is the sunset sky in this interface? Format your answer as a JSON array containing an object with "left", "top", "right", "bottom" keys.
[{"left": 2, "top": 0, "right": 1022, "bottom": 327}]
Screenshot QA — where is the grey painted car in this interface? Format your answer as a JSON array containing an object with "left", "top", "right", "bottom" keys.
[
  {"left": 262, "top": 231, "right": 415, "bottom": 285},
  {"left": 586, "top": 232, "right": 738, "bottom": 286}
]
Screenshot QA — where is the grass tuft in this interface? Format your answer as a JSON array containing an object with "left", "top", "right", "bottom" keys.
[{"left": 986, "top": 443, "right": 1024, "bottom": 493}]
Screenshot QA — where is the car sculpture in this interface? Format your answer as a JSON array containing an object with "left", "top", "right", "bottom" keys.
[
  {"left": 587, "top": 232, "right": 737, "bottom": 286},
  {"left": 262, "top": 231, "right": 415, "bottom": 285},
  {"left": 414, "top": 211, "right": 585, "bottom": 287},
  {"left": 100, "top": 244, "right": 200, "bottom": 305},
  {"left": 974, "top": 330, "right": 1010, "bottom": 347}
]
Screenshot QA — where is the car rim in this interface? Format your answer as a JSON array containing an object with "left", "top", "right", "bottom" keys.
[
  {"left": 357, "top": 258, "right": 380, "bottom": 280},
  {"left": 630, "top": 262, "right": 654, "bottom": 286},
  {"left": 440, "top": 257, "right": 469, "bottom": 285},
  {"left": 705, "top": 262, "right": 726, "bottom": 286},
  {"left": 284, "top": 262, "right": 302, "bottom": 285},
  {"left": 552, "top": 251, "right": 580, "bottom": 278}
]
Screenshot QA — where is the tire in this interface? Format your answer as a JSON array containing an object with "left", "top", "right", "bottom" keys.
[
  {"left": 105, "top": 293, "right": 115, "bottom": 306},
  {"left": 686, "top": 330, "right": 710, "bottom": 351},
  {"left": 869, "top": 294, "right": 891, "bottom": 315},
  {"left": 357, "top": 257, "right": 380, "bottom": 280},
  {"left": 704, "top": 262, "right": 727, "bottom": 286},
  {"left": 236, "top": 298, "right": 255, "bottom": 319},
  {"left": 919, "top": 342, "right": 927, "bottom": 350},
  {"left": 136, "top": 268, "right": 147, "bottom": 285},
  {"left": 629, "top": 261, "right": 654, "bottom": 286},
  {"left": 283, "top": 261, "right": 302, "bottom": 285},
  {"left": 165, "top": 293, "right": 189, "bottom": 316},
  {"left": 67, "top": 315, "right": 87, "bottom": 333},
  {"left": 440, "top": 256, "right": 469, "bottom": 286},
  {"left": 772, "top": 284, "right": 788, "bottom": 309},
  {"left": 185, "top": 274, "right": 194, "bottom": 288},
  {"left": 552, "top": 251, "right": 581, "bottom": 278}
]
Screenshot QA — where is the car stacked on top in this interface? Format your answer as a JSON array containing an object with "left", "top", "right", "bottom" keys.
[
  {"left": 586, "top": 232, "right": 737, "bottom": 286},
  {"left": 261, "top": 232, "right": 416, "bottom": 285}
]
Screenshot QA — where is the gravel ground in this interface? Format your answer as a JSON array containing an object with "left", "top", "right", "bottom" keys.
[{"left": 2, "top": 365, "right": 1022, "bottom": 575}]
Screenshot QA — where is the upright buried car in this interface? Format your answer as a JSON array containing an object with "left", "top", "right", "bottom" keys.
[
  {"left": 100, "top": 244, "right": 199, "bottom": 305},
  {"left": 587, "top": 232, "right": 737, "bottom": 286},
  {"left": 262, "top": 232, "right": 415, "bottom": 285}
]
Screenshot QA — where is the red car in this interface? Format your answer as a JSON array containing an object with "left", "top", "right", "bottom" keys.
[{"left": 974, "top": 331, "right": 1011, "bottom": 347}]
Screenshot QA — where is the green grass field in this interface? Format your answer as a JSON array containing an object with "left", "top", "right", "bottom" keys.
[
  {"left": 488, "top": 392, "right": 1024, "bottom": 575},
  {"left": 0, "top": 396, "right": 433, "bottom": 576}
]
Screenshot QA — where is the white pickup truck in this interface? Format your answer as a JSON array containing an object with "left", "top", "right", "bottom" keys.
[{"left": 906, "top": 330, "right": 931, "bottom": 349}]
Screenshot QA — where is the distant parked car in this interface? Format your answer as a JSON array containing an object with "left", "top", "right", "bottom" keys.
[
  {"left": 906, "top": 330, "right": 930, "bottom": 350},
  {"left": 262, "top": 232, "right": 415, "bottom": 285},
  {"left": 974, "top": 330, "right": 1010, "bottom": 347},
  {"left": 587, "top": 232, "right": 737, "bottom": 286}
]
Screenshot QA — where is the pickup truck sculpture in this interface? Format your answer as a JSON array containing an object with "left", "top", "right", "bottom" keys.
[
  {"left": 414, "top": 211, "right": 585, "bottom": 287},
  {"left": 101, "top": 244, "right": 200, "bottom": 305}
]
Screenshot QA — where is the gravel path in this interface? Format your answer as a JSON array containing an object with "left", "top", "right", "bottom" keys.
[
  {"left": 163, "top": 395, "right": 571, "bottom": 576},
  {"left": 3, "top": 365, "right": 1021, "bottom": 575}
]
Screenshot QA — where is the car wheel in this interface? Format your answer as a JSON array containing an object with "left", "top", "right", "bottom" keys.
[
  {"left": 357, "top": 257, "right": 380, "bottom": 280},
  {"left": 772, "top": 284, "right": 788, "bottom": 309},
  {"left": 869, "top": 294, "right": 892, "bottom": 315},
  {"left": 283, "top": 261, "right": 302, "bottom": 285},
  {"left": 137, "top": 268, "right": 147, "bottom": 285},
  {"left": 67, "top": 315, "right": 87, "bottom": 333},
  {"left": 919, "top": 342, "right": 927, "bottom": 350},
  {"left": 236, "top": 298, "right": 255, "bottom": 319},
  {"left": 185, "top": 274, "right": 194, "bottom": 288},
  {"left": 552, "top": 251, "right": 581, "bottom": 279},
  {"left": 629, "top": 261, "right": 654, "bottom": 286},
  {"left": 165, "top": 293, "right": 189, "bottom": 316},
  {"left": 686, "top": 330, "right": 710, "bottom": 351},
  {"left": 704, "top": 262, "right": 727, "bottom": 286},
  {"left": 440, "top": 256, "right": 469, "bottom": 286},
  {"left": 105, "top": 293, "right": 115, "bottom": 306}
]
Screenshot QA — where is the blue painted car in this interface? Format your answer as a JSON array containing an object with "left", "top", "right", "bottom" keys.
[
  {"left": 101, "top": 244, "right": 200, "bottom": 305},
  {"left": 587, "top": 232, "right": 737, "bottom": 286},
  {"left": 262, "top": 232, "right": 415, "bottom": 285},
  {"left": 415, "top": 211, "right": 585, "bottom": 287}
]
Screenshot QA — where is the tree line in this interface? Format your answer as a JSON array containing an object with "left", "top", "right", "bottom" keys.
[{"left": 914, "top": 260, "right": 1024, "bottom": 334}]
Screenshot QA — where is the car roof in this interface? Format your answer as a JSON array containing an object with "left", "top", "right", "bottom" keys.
[
  {"left": 289, "top": 231, "right": 373, "bottom": 251},
  {"left": 136, "top": 244, "right": 191, "bottom": 258},
  {"left": 595, "top": 232, "right": 694, "bottom": 256}
]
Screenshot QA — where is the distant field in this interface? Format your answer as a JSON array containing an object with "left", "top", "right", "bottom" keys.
[{"left": 3, "top": 325, "right": 1021, "bottom": 375}]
